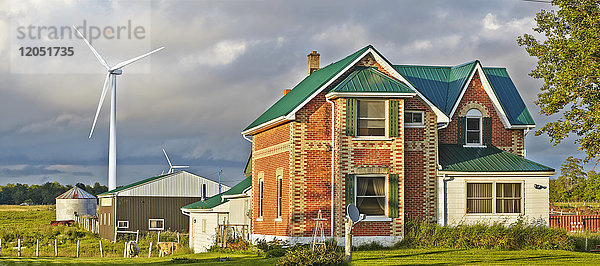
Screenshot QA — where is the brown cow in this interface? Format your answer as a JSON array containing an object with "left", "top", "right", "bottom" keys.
[{"left": 156, "top": 242, "right": 180, "bottom": 257}]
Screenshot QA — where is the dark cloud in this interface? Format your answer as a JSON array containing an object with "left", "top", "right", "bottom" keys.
[{"left": 0, "top": 0, "right": 577, "bottom": 187}]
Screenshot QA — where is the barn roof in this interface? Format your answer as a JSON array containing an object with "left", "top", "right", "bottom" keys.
[{"left": 56, "top": 186, "right": 96, "bottom": 199}]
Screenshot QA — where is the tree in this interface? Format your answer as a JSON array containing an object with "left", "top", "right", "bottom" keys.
[{"left": 518, "top": 0, "right": 600, "bottom": 165}]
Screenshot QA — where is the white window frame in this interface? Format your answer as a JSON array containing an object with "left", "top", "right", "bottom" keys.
[
  {"left": 465, "top": 181, "right": 524, "bottom": 215},
  {"left": 148, "top": 218, "right": 165, "bottom": 230},
  {"left": 117, "top": 220, "right": 129, "bottom": 229},
  {"left": 465, "top": 109, "right": 483, "bottom": 147},
  {"left": 355, "top": 99, "right": 389, "bottom": 139},
  {"left": 354, "top": 174, "right": 390, "bottom": 221},
  {"left": 405, "top": 110, "right": 425, "bottom": 128}
]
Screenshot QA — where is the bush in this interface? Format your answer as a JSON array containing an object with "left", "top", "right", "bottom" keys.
[
  {"left": 399, "top": 219, "right": 575, "bottom": 250},
  {"left": 277, "top": 240, "right": 345, "bottom": 266},
  {"left": 265, "top": 247, "right": 287, "bottom": 258}
]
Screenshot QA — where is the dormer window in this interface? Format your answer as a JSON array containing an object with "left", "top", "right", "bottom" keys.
[
  {"left": 466, "top": 109, "right": 482, "bottom": 145},
  {"left": 357, "top": 100, "right": 386, "bottom": 137}
]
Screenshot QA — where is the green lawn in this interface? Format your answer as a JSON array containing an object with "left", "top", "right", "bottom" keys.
[{"left": 1, "top": 248, "right": 599, "bottom": 265}]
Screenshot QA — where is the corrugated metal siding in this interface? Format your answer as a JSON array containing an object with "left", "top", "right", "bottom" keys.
[
  {"left": 116, "top": 196, "right": 201, "bottom": 234},
  {"left": 116, "top": 171, "right": 228, "bottom": 197},
  {"left": 98, "top": 198, "right": 115, "bottom": 240},
  {"left": 393, "top": 66, "right": 449, "bottom": 110}
]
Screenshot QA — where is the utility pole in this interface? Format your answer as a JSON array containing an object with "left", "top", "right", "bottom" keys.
[{"left": 218, "top": 167, "right": 222, "bottom": 193}]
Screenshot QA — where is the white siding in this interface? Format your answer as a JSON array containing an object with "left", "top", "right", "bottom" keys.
[
  {"left": 190, "top": 212, "right": 229, "bottom": 253},
  {"left": 228, "top": 197, "right": 251, "bottom": 225},
  {"left": 117, "top": 171, "right": 229, "bottom": 197},
  {"left": 439, "top": 175, "right": 549, "bottom": 226}
]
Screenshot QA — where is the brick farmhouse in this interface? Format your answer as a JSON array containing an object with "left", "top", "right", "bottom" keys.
[{"left": 241, "top": 45, "right": 555, "bottom": 246}]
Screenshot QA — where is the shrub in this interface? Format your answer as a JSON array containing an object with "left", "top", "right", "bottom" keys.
[
  {"left": 355, "top": 241, "right": 386, "bottom": 251},
  {"left": 265, "top": 247, "right": 287, "bottom": 258},
  {"left": 277, "top": 240, "right": 345, "bottom": 266},
  {"left": 399, "top": 220, "right": 575, "bottom": 250}
]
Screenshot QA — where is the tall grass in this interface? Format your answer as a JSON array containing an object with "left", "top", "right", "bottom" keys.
[{"left": 400, "top": 219, "right": 574, "bottom": 250}]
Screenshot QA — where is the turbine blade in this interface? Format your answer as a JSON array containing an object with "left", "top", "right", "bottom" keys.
[
  {"left": 163, "top": 148, "right": 172, "bottom": 167},
  {"left": 110, "top": 47, "right": 164, "bottom": 71},
  {"left": 173, "top": 166, "right": 189, "bottom": 169},
  {"left": 89, "top": 73, "right": 112, "bottom": 138},
  {"left": 72, "top": 26, "right": 110, "bottom": 70}
]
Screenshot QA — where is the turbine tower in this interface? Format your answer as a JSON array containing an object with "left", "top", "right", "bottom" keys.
[
  {"left": 74, "top": 26, "right": 164, "bottom": 190},
  {"left": 163, "top": 148, "right": 189, "bottom": 174}
]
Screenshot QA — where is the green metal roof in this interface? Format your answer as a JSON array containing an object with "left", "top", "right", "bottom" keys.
[
  {"left": 330, "top": 67, "right": 414, "bottom": 94},
  {"left": 393, "top": 61, "right": 477, "bottom": 115},
  {"left": 393, "top": 62, "right": 535, "bottom": 126},
  {"left": 182, "top": 176, "right": 252, "bottom": 210},
  {"left": 482, "top": 68, "right": 535, "bottom": 125},
  {"left": 243, "top": 45, "right": 372, "bottom": 132},
  {"left": 439, "top": 144, "right": 554, "bottom": 172}
]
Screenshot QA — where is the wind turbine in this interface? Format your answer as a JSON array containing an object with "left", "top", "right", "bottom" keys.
[
  {"left": 73, "top": 26, "right": 164, "bottom": 190},
  {"left": 163, "top": 148, "right": 189, "bottom": 174}
]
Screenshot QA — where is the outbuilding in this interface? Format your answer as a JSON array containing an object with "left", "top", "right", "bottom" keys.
[
  {"left": 96, "top": 170, "right": 228, "bottom": 241},
  {"left": 181, "top": 176, "right": 252, "bottom": 253},
  {"left": 55, "top": 186, "right": 97, "bottom": 221}
]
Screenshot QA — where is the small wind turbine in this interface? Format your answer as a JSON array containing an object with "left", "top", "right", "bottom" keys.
[
  {"left": 163, "top": 148, "right": 189, "bottom": 174},
  {"left": 73, "top": 26, "right": 164, "bottom": 190}
]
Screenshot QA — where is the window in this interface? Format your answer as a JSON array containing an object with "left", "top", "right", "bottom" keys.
[
  {"left": 117, "top": 221, "right": 129, "bottom": 229},
  {"left": 259, "top": 179, "right": 264, "bottom": 218},
  {"left": 466, "top": 109, "right": 482, "bottom": 145},
  {"left": 496, "top": 183, "right": 522, "bottom": 213},
  {"left": 149, "top": 219, "right": 164, "bottom": 230},
  {"left": 202, "top": 184, "right": 207, "bottom": 200},
  {"left": 357, "top": 100, "right": 386, "bottom": 136},
  {"left": 466, "top": 183, "right": 492, "bottom": 213},
  {"left": 100, "top": 197, "right": 112, "bottom": 206},
  {"left": 405, "top": 111, "right": 424, "bottom": 126},
  {"left": 202, "top": 219, "right": 207, "bottom": 233},
  {"left": 277, "top": 176, "right": 283, "bottom": 218},
  {"left": 355, "top": 176, "right": 386, "bottom": 216},
  {"left": 107, "top": 213, "right": 110, "bottom": 226},
  {"left": 466, "top": 182, "right": 523, "bottom": 214}
]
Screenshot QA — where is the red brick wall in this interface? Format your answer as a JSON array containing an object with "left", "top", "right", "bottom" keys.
[
  {"left": 252, "top": 123, "right": 291, "bottom": 236},
  {"left": 438, "top": 71, "right": 524, "bottom": 156},
  {"left": 404, "top": 96, "right": 438, "bottom": 221}
]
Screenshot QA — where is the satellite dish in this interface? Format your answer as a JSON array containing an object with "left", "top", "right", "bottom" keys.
[{"left": 347, "top": 204, "right": 360, "bottom": 222}]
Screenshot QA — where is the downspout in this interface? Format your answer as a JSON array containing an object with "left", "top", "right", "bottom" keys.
[
  {"left": 436, "top": 122, "right": 449, "bottom": 225},
  {"left": 326, "top": 97, "right": 335, "bottom": 238}
]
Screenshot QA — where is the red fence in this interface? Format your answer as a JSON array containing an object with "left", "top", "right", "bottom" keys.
[{"left": 549, "top": 215, "right": 600, "bottom": 232}]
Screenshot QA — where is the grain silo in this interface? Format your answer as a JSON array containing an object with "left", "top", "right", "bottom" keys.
[{"left": 55, "top": 187, "right": 97, "bottom": 221}]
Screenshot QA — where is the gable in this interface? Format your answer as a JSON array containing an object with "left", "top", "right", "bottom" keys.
[
  {"left": 98, "top": 171, "right": 229, "bottom": 197},
  {"left": 182, "top": 175, "right": 252, "bottom": 210},
  {"left": 242, "top": 46, "right": 371, "bottom": 134},
  {"left": 395, "top": 62, "right": 535, "bottom": 129}
]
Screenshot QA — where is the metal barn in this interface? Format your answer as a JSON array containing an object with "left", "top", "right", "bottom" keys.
[{"left": 96, "top": 171, "right": 228, "bottom": 241}]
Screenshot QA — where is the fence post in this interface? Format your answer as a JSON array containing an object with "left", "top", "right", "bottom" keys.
[
  {"left": 148, "top": 242, "right": 152, "bottom": 258},
  {"left": 76, "top": 240, "right": 80, "bottom": 258},
  {"left": 123, "top": 242, "right": 127, "bottom": 258},
  {"left": 158, "top": 231, "right": 161, "bottom": 243},
  {"left": 36, "top": 239, "right": 39, "bottom": 257},
  {"left": 99, "top": 241, "right": 103, "bottom": 258},
  {"left": 136, "top": 230, "right": 139, "bottom": 242},
  {"left": 17, "top": 239, "right": 21, "bottom": 257},
  {"left": 177, "top": 232, "right": 180, "bottom": 243},
  {"left": 54, "top": 239, "right": 58, "bottom": 257},
  {"left": 0, "top": 238, "right": 2, "bottom": 256}
]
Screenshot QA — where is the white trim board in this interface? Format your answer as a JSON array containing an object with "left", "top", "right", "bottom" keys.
[{"left": 448, "top": 63, "right": 534, "bottom": 130}]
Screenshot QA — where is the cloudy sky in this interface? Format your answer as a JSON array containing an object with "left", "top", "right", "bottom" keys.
[{"left": 0, "top": 0, "right": 580, "bottom": 188}]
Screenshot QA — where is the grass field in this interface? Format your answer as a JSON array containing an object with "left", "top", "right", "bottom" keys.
[
  {"left": 0, "top": 248, "right": 599, "bottom": 265},
  {"left": 1, "top": 205, "right": 600, "bottom": 265}
]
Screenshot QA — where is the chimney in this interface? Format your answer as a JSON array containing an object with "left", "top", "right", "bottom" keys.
[
  {"left": 307, "top": 50, "right": 320, "bottom": 74},
  {"left": 284, "top": 89, "right": 291, "bottom": 95}
]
